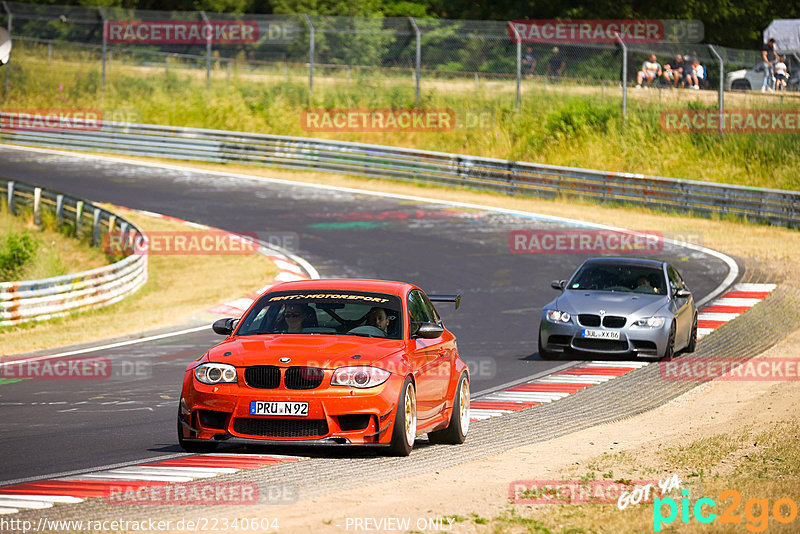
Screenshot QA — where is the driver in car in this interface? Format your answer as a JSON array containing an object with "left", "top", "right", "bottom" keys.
[{"left": 366, "top": 307, "right": 389, "bottom": 334}]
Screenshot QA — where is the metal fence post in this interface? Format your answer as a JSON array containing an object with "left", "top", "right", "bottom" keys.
[
  {"left": 200, "top": 11, "right": 211, "bottom": 90},
  {"left": 98, "top": 7, "right": 107, "bottom": 94},
  {"left": 615, "top": 33, "right": 627, "bottom": 120},
  {"left": 303, "top": 15, "right": 314, "bottom": 95},
  {"left": 3, "top": 1, "right": 12, "bottom": 97},
  {"left": 508, "top": 22, "right": 521, "bottom": 109},
  {"left": 708, "top": 45, "right": 724, "bottom": 133},
  {"left": 7, "top": 180, "right": 14, "bottom": 214},
  {"left": 409, "top": 17, "right": 421, "bottom": 107}
]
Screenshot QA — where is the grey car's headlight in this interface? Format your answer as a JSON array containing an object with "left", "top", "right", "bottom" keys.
[
  {"left": 331, "top": 366, "right": 390, "bottom": 388},
  {"left": 633, "top": 316, "right": 665, "bottom": 328},
  {"left": 194, "top": 363, "right": 238, "bottom": 384},
  {"left": 545, "top": 310, "right": 572, "bottom": 323}
]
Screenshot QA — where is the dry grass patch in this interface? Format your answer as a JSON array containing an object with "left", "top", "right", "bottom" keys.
[{"left": 0, "top": 208, "right": 278, "bottom": 355}]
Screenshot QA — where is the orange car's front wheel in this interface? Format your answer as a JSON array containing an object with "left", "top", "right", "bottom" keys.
[{"left": 388, "top": 378, "right": 416, "bottom": 456}]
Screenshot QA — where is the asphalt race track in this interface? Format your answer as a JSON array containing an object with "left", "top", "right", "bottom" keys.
[{"left": 0, "top": 146, "right": 734, "bottom": 484}]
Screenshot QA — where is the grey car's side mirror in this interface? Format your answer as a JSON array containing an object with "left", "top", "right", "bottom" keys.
[
  {"left": 675, "top": 288, "right": 691, "bottom": 298},
  {"left": 551, "top": 280, "right": 566, "bottom": 291}
]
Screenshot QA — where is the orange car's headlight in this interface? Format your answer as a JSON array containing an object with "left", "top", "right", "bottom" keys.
[{"left": 331, "top": 366, "right": 390, "bottom": 388}]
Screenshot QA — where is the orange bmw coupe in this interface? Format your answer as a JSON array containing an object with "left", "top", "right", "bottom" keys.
[{"left": 178, "top": 279, "right": 469, "bottom": 456}]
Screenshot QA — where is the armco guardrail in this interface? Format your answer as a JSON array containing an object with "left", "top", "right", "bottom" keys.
[
  {"left": 0, "top": 179, "right": 147, "bottom": 327},
  {"left": 0, "top": 117, "right": 798, "bottom": 228}
]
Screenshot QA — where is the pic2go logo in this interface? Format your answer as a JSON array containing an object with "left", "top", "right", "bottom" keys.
[{"left": 653, "top": 489, "right": 799, "bottom": 532}]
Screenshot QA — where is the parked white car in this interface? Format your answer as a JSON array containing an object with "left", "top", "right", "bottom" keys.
[{"left": 726, "top": 54, "right": 799, "bottom": 91}]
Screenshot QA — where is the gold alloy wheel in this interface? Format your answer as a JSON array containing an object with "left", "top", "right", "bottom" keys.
[
  {"left": 405, "top": 384, "right": 417, "bottom": 446},
  {"left": 459, "top": 377, "right": 470, "bottom": 435}
]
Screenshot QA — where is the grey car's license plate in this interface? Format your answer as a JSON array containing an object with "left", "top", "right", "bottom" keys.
[{"left": 581, "top": 329, "right": 621, "bottom": 340}]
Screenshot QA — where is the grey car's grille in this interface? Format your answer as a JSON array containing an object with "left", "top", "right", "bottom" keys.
[
  {"left": 578, "top": 314, "right": 601, "bottom": 327},
  {"left": 603, "top": 316, "right": 626, "bottom": 328},
  {"left": 573, "top": 338, "right": 628, "bottom": 351},
  {"left": 578, "top": 315, "right": 626, "bottom": 328}
]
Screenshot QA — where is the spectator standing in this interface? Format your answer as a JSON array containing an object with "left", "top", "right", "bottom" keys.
[
  {"left": 547, "top": 46, "right": 566, "bottom": 81},
  {"left": 523, "top": 46, "right": 537, "bottom": 76},
  {"left": 636, "top": 54, "right": 662, "bottom": 88},
  {"left": 761, "top": 38, "right": 777, "bottom": 92},
  {"left": 774, "top": 57, "right": 789, "bottom": 90}
]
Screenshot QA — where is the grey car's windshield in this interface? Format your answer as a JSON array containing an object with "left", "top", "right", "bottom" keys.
[
  {"left": 235, "top": 290, "right": 403, "bottom": 339},
  {"left": 568, "top": 265, "right": 667, "bottom": 295}
]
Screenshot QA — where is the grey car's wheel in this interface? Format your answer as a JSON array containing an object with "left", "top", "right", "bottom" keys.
[
  {"left": 686, "top": 315, "right": 698, "bottom": 353},
  {"left": 388, "top": 378, "right": 416, "bottom": 456},
  {"left": 538, "top": 334, "right": 558, "bottom": 360},
  {"left": 177, "top": 408, "right": 217, "bottom": 453},
  {"left": 428, "top": 372, "right": 469, "bottom": 445},
  {"left": 731, "top": 80, "right": 750, "bottom": 91},
  {"left": 662, "top": 322, "right": 676, "bottom": 360}
]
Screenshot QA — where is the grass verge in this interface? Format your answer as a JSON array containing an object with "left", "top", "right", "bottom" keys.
[
  {"left": 0, "top": 207, "right": 278, "bottom": 355},
  {"left": 4, "top": 44, "right": 800, "bottom": 191},
  {"left": 0, "top": 209, "right": 108, "bottom": 281}
]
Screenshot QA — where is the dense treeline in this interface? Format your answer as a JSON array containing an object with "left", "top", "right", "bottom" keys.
[{"left": 14, "top": 0, "right": 800, "bottom": 49}]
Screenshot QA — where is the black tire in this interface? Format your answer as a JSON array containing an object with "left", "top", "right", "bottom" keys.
[
  {"left": 686, "top": 315, "right": 698, "bottom": 353},
  {"left": 538, "top": 334, "right": 558, "bottom": 360},
  {"left": 177, "top": 408, "right": 218, "bottom": 453},
  {"left": 388, "top": 378, "right": 417, "bottom": 456},
  {"left": 731, "top": 80, "right": 750, "bottom": 91},
  {"left": 661, "top": 321, "right": 676, "bottom": 360},
  {"left": 428, "top": 373, "right": 470, "bottom": 445}
]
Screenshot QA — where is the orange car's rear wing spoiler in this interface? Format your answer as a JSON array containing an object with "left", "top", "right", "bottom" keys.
[{"left": 428, "top": 294, "right": 461, "bottom": 310}]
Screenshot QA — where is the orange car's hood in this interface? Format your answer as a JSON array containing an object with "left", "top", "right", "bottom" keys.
[{"left": 207, "top": 335, "right": 406, "bottom": 368}]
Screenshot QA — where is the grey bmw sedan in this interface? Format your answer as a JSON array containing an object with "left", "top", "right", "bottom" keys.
[{"left": 538, "top": 257, "right": 697, "bottom": 360}]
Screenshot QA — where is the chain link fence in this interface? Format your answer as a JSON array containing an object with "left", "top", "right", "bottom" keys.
[{"left": 0, "top": 1, "right": 795, "bottom": 120}]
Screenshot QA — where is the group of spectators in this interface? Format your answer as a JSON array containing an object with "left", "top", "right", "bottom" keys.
[
  {"left": 523, "top": 46, "right": 566, "bottom": 79},
  {"left": 762, "top": 38, "right": 790, "bottom": 91},
  {"left": 636, "top": 53, "right": 707, "bottom": 89}
]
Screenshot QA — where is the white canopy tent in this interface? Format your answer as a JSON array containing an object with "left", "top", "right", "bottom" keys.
[{"left": 765, "top": 19, "right": 800, "bottom": 54}]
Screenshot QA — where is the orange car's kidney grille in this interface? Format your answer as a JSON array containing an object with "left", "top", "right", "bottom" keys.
[
  {"left": 285, "top": 366, "right": 325, "bottom": 389},
  {"left": 244, "top": 365, "right": 281, "bottom": 389},
  {"left": 233, "top": 417, "right": 328, "bottom": 438}
]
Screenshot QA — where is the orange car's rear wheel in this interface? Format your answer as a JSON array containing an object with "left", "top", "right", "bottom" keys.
[
  {"left": 388, "top": 378, "right": 416, "bottom": 456},
  {"left": 428, "top": 372, "right": 469, "bottom": 445}
]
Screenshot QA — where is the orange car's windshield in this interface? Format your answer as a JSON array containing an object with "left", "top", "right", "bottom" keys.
[{"left": 235, "top": 290, "right": 404, "bottom": 339}]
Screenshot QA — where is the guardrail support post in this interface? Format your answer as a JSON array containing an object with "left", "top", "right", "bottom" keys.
[
  {"left": 200, "top": 11, "right": 212, "bottom": 90},
  {"left": 708, "top": 45, "right": 724, "bottom": 133},
  {"left": 614, "top": 33, "right": 627, "bottom": 121},
  {"left": 303, "top": 15, "right": 315, "bottom": 96},
  {"left": 508, "top": 22, "right": 521, "bottom": 109},
  {"left": 56, "top": 194, "right": 64, "bottom": 225},
  {"left": 92, "top": 208, "right": 101, "bottom": 246},
  {"left": 33, "top": 187, "right": 41, "bottom": 225},
  {"left": 409, "top": 17, "right": 421, "bottom": 107},
  {"left": 6, "top": 180, "right": 14, "bottom": 214},
  {"left": 3, "top": 1, "right": 12, "bottom": 97},
  {"left": 98, "top": 7, "right": 107, "bottom": 94},
  {"left": 75, "top": 200, "right": 83, "bottom": 233}
]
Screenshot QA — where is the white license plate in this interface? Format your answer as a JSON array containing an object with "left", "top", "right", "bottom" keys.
[
  {"left": 249, "top": 401, "right": 308, "bottom": 417},
  {"left": 581, "top": 329, "right": 621, "bottom": 340}
]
